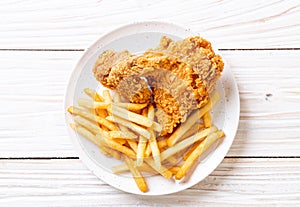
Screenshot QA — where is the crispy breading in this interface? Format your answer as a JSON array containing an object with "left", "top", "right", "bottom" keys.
[
  {"left": 93, "top": 50, "right": 133, "bottom": 88},
  {"left": 92, "top": 36, "right": 224, "bottom": 135},
  {"left": 149, "top": 36, "right": 224, "bottom": 103},
  {"left": 93, "top": 50, "right": 151, "bottom": 103}
]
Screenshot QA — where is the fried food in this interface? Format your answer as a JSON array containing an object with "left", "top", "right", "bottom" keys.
[
  {"left": 149, "top": 36, "right": 224, "bottom": 96},
  {"left": 92, "top": 36, "right": 224, "bottom": 135}
]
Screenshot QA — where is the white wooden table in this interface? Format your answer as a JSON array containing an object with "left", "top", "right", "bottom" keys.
[{"left": 1, "top": 0, "right": 300, "bottom": 206}]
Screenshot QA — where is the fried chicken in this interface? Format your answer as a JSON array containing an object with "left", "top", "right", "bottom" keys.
[
  {"left": 149, "top": 36, "right": 224, "bottom": 104},
  {"left": 93, "top": 50, "right": 151, "bottom": 103},
  {"left": 92, "top": 36, "right": 224, "bottom": 135}
]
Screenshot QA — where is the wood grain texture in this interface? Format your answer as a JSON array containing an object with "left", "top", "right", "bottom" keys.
[
  {"left": 0, "top": 158, "right": 299, "bottom": 206},
  {"left": 0, "top": 50, "right": 299, "bottom": 157},
  {"left": 0, "top": 0, "right": 299, "bottom": 49}
]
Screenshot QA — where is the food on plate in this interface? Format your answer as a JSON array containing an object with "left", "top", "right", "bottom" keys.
[{"left": 68, "top": 35, "right": 225, "bottom": 193}]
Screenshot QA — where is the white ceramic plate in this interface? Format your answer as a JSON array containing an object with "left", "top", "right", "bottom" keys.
[{"left": 64, "top": 21, "right": 240, "bottom": 195}]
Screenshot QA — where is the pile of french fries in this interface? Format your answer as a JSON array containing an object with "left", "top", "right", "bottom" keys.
[{"left": 67, "top": 88, "right": 224, "bottom": 193}]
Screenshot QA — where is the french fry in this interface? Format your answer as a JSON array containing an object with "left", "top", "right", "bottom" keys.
[
  {"left": 70, "top": 123, "right": 101, "bottom": 146},
  {"left": 125, "top": 134, "right": 173, "bottom": 180},
  {"left": 169, "top": 166, "right": 181, "bottom": 175},
  {"left": 78, "top": 98, "right": 110, "bottom": 109},
  {"left": 70, "top": 124, "right": 119, "bottom": 159},
  {"left": 68, "top": 86, "right": 225, "bottom": 192},
  {"left": 183, "top": 140, "right": 202, "bottom": 161},
  {"left": 144, "top": 158, "right": 173, "bottom": 180},
  {"left": 127, "top": 139, "right": 138, "bottom": 152},
  {"left": 73, "top": 115, "right": 103, "bottom": 135},
  {"left": 144, "top": 142, "right": 152, "bottom": 157},
  {"left": 124, "top": 155, "right": 148, "bottom": 193},
  {"left": 148, "top": 105, "right": 161, "bottom": 169},
  {"left": 112, "top": 163, "right": 157, "bottom": 174},
  {"left": 119, "top": 125, "right": 139, "bottom": 152},
  {"left": 95, "top": 108, "right": 107, "bottom": 119},
  {"left": 68, "top": 106, "right": 118, "bottom": 131},
  {"left": 160, "top": 126, "right": 217, "bottom": 161},
  {"left": 95, "top": 134, "right": 136, "bottom": 158},
  {"left": 136, "top": 136, "right": 147, "bottom": 166},
  {"left": 157, "top": 139, "right": 168, "bottom": 149},
  {"left": 175, "top": 130, "right": 225, "bottom": 180},
  {"left": 164, "top": 156, "right": 180, "bottom": 165},
  {"left": 113, "top": 138, "right": 126, "bottom": 145},
  {"left": 100, "top": 146, "right": 121, "bottom": 160},
  {"left": 107, "top": 130, "right": 137, "bottom": 139},
  {"left": 203, "top": 112, "right": 212, "bottom": 128},
  {"left": 106, "top": 115, "right": 151, "bottom": 139},
  {"left": 107, "top": 105, "right": 153, "bottom": 128},
  {"left": 84, "top": 88, "right": 104, "bottom": 102},
  {"left": 167, "top": 93, "right": 220, "bottom": 146},
  {"left": 114, "top": 103, "right": 148, "bottom": 111},
  {"left": 178, "top": 122, "right": 201, "bottom": 142},
  {"left": 102, "top": 90, "right": 113, "bottom": 103}
]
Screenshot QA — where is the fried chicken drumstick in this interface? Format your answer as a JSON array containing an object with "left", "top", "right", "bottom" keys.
[{"left": 93, "top": 36, "right": 224, "bottom": 135}]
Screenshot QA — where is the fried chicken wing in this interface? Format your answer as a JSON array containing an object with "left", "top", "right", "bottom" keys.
[
  {"left": 92, "top": 36, "right": 224, "bottom": 135},
  {"left": 149, "top": 36, "right": 224, "bottom": 106}
]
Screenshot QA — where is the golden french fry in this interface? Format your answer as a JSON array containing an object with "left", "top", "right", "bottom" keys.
[
  {"left": 157, "top": 139, "right": 168, "bottom": 149},
  {"left": 112, "top": 163, "right": 157, "bottom": 174},
  {"left": 107, "top": 130, "right": 137, "bottom": 139},
  {"left": 125, "top": 134, "right": 172, "bottom": 180},
  {"left": 70, "top": 124, "right": 117, "bottom": 159},
  {"left": 113, "top": 138, "right": 126, "bottom": 145},
  {"left": 124, "top": 155, "right": 148, "bottom": 193},
  {"left": 176, "top": 122, "right": 200, "bottom": 143},
  {"left": 114, "top": 102, "right": 148, "bottom": 111},
  {"left": 100, "top": 146, "right": 121, "bottom": 160},
  {"left": 164, "top": 156, "right": 180, "bottom": 165},
  {"left": 68, "top": 106, "right": 118, "bottom": 131},
  {"left": 147, "top": 105, "right": 161, "bottom": 169},
  {"left": 78, "top": 98, "right": 111, "bottom": 109},
  {"left": 70, "top": 124, "right": 101, "bottom": 145},
  {"left": 149, "top": 131, "right": 161, "bottom": 169},
  {"left": 144, "top": 159, "right": 173, "bottom": 180},
  {"left": 95, "top": 134, "right": 136, "bottom": 158},
  {"left": 95, "top": 108, "right": 107, "bottom": 118},
  {"left": 127, "top": 139, "right": 138, "bottom": 152},
  {"left": 102, "top": 90, "right": 113, "bottom": 103},
  {"left": 169, "top": 166, "right": 181, "bottom": 175},
  {"left": 175, "top": 130, "right": 225, "bottom": 180},
  {"left": 144, "top": 142, "right": 152, "bottom": 157},
  {"left": 136, "top": 136, "right": 147, "bottom": 166},
  {"left": 84, "top": 88, "right": 104, "bottom": 102},
  {"left": 198, "top": 123, "right": 205, "bottom": 130},
  {"left": 160, "top": 126, "right": 217, "bottom": 161},
  {"left": 107, "top": 105, "right": 153, "bottom": 128},
  {"left": 203, "top": 112, "right": 212, "bottom": 128},
  {"left": 167, "top": 93, "right": 220, "bottom": 146},
  {"left": 73, "top": 115, "right": 103, "bottom": 135},
  {"left": 106, "top": 115, "right": 151, "bottom": 139},
  {"left": 183, "top": 140, "right": 202, "bottom": 161}
]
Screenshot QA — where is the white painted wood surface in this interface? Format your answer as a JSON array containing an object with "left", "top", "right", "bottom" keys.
[
  {"left": 0, "top": 0, "right": 299, "bottom": 49},
  {"left": 0, "top": 0, "right": 300, "bottom": 206},
  {"left": 0, "top": 50, "right": 299, "bottom": 157},
  {"left": 0, "top": 158, "right": 299, "bottom": 206}
]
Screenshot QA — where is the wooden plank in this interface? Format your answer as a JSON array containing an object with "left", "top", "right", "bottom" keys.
[
  {"left": 0, "top": 0, "right": 299, "bottom": 49},
  {"left": 0, "top": 50, "right": 299, "bottom": 157},
  {"left": 0, "top": 158, "right": 299, "bottom": 206}
]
